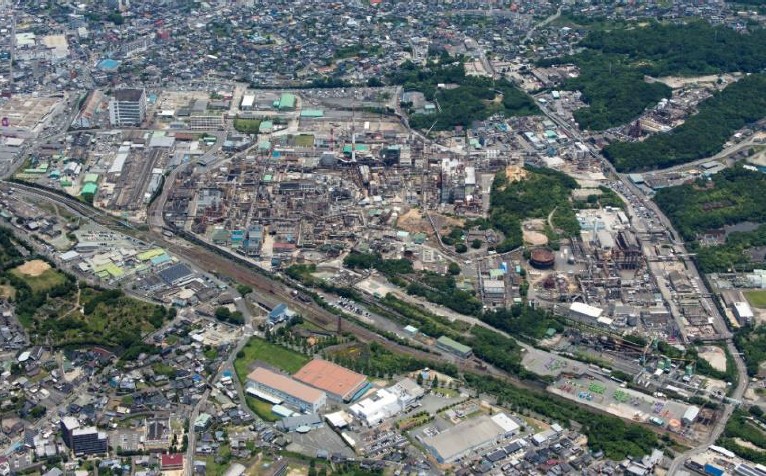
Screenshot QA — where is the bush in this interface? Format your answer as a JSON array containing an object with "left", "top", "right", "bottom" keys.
[{"left": 448, "top": 262, "right": 461, "bottom": 275}]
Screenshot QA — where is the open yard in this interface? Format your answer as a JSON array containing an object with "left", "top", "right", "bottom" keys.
[
  {"left": 11, "top": 262, "right": 67, "bottom": 293},
  {"left": 294, "top": 134, "right": 314, "bottom": 147},
  {"left": 0, "top": 284, "right": 15, "bottom": 299},
  {"left": 233, "top": 337, "right": 309, "bottom": 382},
  {"left": 233, "top": 117, "right": 260, "bottom": 134},
  {"left": 246, "top": 396, "right": 279, "bottom": 422},
  {"left": 14, "top": 259, "right": 51, "bottom": 276},
  {"left": 745, "top": 290, "right": 766, "bottom": 309}
]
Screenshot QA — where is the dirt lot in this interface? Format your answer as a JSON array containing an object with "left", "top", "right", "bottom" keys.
[
  {"left": 523, "top": 230, "right": 549, "bottom": 246},
  {"left": 0, "top": 284, "right": 15, "bottom": 299},
  {"left": 652, "top": 73, "right": 740, "bottom": 89},
  {"left": 698, "top": 346, "right": 727, "bottom": 373},
  {"left": 397, "top": 209, "right": 463, "bottom": 237},
  {"left": 14, "top": 259, "right": 51, "bottom": 277}
]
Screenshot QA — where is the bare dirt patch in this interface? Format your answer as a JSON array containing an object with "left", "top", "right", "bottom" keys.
[
  {"left": 505, "top": 165, "right": 528, "bottom": 182},
  {"left": 523, "top": 230, "right": 549, "bottom": 246},
  {"left": 651, "top": 73, "right": 739, "bottom": 89},
  {"left": 735, "top": 437, "right": 766, "bottom": 453},
  {"left": 14, "top": 259, "right": 51, "bottom": 277},
  {"left": 0, "top": 284, "right": 15, "bottom": 299},
  {"left": 698, "top": 346, "right": 727, "bottom": 373},
  {"left": 397, "top": 209, "right": 434, "bottom": 236}
]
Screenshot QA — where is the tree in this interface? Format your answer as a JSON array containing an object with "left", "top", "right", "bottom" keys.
[
  {"left": 29, "top": 406, "right": 46, "bottom": 418},
  {"left": 471, "top": 239, "right": 482, "bottom": 249},
  {"left": 455, "top": 243, "right": 468, "bottom": 253},
  {"left": 236, "top": 284, "right": 252, "bottom": 296},
  {"left": 447, "top": 262, "right": 461, "bottom": 275}
]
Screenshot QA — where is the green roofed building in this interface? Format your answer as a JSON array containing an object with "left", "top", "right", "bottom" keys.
[
  {"left": 84, "top": 173, "right": 99, "bottom": 184},
  {"left": 436, "top": 336, "right": 472, "bottom": 358},
  {"left": 259, "top": 120, "right": 273, "bottom": 133},
  {"left": 278, "top": 93, "right": 296, "bottom": 110},
  {"left": 342, "top": 144, "right": 369, "bottom": 155},
  {"left": 81, "top": 182, "right": 98, "bottom": 197},
  {"left": 300, "top": 109, "right": 324, "bottom": 118}
]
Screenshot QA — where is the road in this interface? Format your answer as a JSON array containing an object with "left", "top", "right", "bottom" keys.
[
  {"left": 147, "top": 128, "right": 228, "bottom": 230},
  {"left": 639, "top": 135, "right": 763, "bottom": 177},
  {"left": 185, "top": 389, "right": 209, "bottom": 476},
  {"left": 667, "top": 338, "right": 748, "bottom": 474},
  {"left": 523, "top": 5, "right": 563, "bottom": 43},
  {"left": 536, "top": 99, "right": 749, "bottom": 471}
]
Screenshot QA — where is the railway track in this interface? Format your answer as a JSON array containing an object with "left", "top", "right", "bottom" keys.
[
  {"left": 7, "top": 180, "right": 702, "bottom": 448},
  {"left": 3, "top": 181, "right": 456, "bottom": 367}
]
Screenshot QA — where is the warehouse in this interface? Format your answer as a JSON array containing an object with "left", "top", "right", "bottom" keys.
[
  {"left": 436, "top": 336, "right": 472, "bottom": 358},
  {"left": 733, "top": 301, "right": 754, "bottom": 326},
  {"left": 293, "top": 359, "right": 369, "bottom": 402},
  {"left": 349, "top": 388, "right": 400, "bottom": 426},
  {"left": 277, "top": 93, "right": 296, "bottom": 110},
  {"left": 569, "top": 302, "right": 604, "bottom": 321},
  {"left": 246, "top": 367, "right": 326, "bottom": 412},
  {"left": 349, "top": 378, "right": 424, "bottom": 426},
  {"left": 682, "top": 405, "right": 700, "bottom": 425},
  {"left": 240, "top": 94, "right": 255, "bottom": 110},
  {"left": 422, "top": 414, "right": 511, "bottom": 463},
  {"left": 482, "top": 279, "right": 505, "bottom": 298}
]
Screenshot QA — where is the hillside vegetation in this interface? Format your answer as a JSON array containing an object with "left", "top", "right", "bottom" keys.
[
  {"left": 544, "top": 21, "right": 766, "bottom": 135},
  {"left": 604, "top": 74, "right": 766, "bottom": 171}
]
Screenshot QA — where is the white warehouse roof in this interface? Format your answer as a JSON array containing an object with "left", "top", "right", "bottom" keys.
[
  {"left": 570, "top": 302, "right": 604, "bottom": 319},
  {"left": 734, "top": 301, "right": 754, "bottom": 319},
  {"left": 491, "top": 413, "right": 520, "bottom": 433}
]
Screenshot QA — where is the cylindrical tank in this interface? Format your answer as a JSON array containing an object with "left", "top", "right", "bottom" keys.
[{"left": 529, "top": 247, "right": 555, "bottom": 269}]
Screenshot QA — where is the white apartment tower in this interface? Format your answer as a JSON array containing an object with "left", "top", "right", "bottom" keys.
[{"left": 109, "top": 88, "right": 147, "bottom": 126}]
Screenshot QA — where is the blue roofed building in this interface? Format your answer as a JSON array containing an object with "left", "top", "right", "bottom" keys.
[{"left": 268, "top": 303, "right": 296, "bottom": 325}]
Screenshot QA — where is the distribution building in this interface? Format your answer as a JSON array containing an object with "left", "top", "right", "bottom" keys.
[
  {"left": 422, "top": 414, "right": 516, "bottom": 463},
  {"left": 293, "top": 359, "right": 369, "bottom": 402},
  {"left": 246, "top": 367, "right": 326, "bottom": 412}
]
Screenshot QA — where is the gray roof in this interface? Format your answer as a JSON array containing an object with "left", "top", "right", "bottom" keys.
[{"left": 113, "top": 89, "right": 145, "bottom": 102}]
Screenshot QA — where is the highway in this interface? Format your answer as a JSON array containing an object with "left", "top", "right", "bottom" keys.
[{"left": 536, "top": 101, "right": 750, "bottom": 471}]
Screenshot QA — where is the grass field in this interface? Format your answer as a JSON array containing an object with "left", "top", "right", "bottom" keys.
[
  {"left": 10, "top": 267, "right": 67, "bottom": 293},
  {"left": 745, "top": 290, "right": 766, "bottom": 309},
  {"left": 432, "top": 387, "right": 458, "bottom": 397},
  {"left": 294, "top": 134, "right": 314, "bottom": 147},
  {"left": 204, "top": 444, "right": 232, "bottom": 476},
  {"left": 233, "top": 337, "right": 309, "bottom": 382},
  {"left": 246, "top": 396, "right": 280, "bottom": 422},
  {"left": 233, "top": 117, "right": 261, "bottom": 134}
]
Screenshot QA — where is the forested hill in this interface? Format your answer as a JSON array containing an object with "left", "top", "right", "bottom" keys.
[
  {"left": 543, "top": 21, "right": 766, "bottom": 132},
  {"left": 604, "top": 73, "right": 766, "bottom": 172}
]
